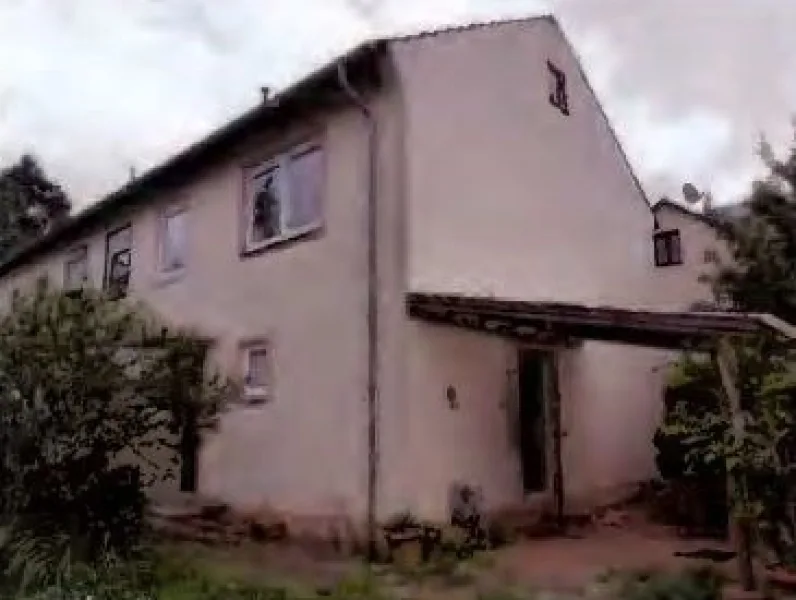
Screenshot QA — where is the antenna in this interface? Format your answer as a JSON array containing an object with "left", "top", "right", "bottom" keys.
[{"left": 682, "top": 182, "right": 702, "bottom": 205}]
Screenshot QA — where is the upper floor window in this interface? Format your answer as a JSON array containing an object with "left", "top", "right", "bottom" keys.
[
  {"left": 654, "top": 230, "right": 682, "bottom": 267},
  {"left": 244, "top": 145, "right": 323, "bottom": 253},
  {"left": 547, "top": 60, "right": 569, "bottom": 116},
  {"left": 105, "top": 225, "right": 132, "bottom": 299},
  {"left": 158, "top": 207, "right": 188, "bottom": 274},
  {"left": 64, "top": 246, "right": 89, "bottom": 291}
]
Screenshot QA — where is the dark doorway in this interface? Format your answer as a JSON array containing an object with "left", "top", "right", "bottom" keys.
[
  {"left": 518, "top": 350, "right": 547, "bottom": 493},
  {"left": 179, "top": 407, "right": 199, "bottom": 493}
]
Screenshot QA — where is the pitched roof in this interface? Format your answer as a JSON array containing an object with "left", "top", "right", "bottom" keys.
[
  {"left": 0, "top": 14, "right": 648, "bottom": 277},
  {"left": 386, "top": 14, "right": 551, "bottom": 42},
  {"left": 653, "top": 199, "right": 719, "bottom": 227},
  {"left": 0, "top": 38, "right": 385, "bottom": 278},
  {"left": 653, "top": 198, "right": 749, "bottom": 229}
]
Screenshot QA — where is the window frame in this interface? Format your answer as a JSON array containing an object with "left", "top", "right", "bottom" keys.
[
  {"left": 653, "top": 229, "right": 683, "bottom": 267},
  {"left": 547, "top": 60, "right": 570, "bottom": 116},
  {"left": 157, "top": 204, "right": 189, "bottom": 277},
  {"left": 242, "top": 142, "right": 324, "bottom": 255},
  {"left": 63, "top": 245, "right": 90, "bottom": 292},
  {"left": 241, "top": 341, "right": 273, "bottom": 404},
  {"left": 703, "top": 248, "right": 719, "bottom": 265},
  {"left": 104, "top": 223, "right": 133, "bottom": 299},
  {"left": 35, "top": 274, "right": 49, "bottom": 295}
]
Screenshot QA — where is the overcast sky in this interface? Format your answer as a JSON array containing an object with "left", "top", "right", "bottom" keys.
[{"left": 0, "top": 0, "right": 793, "bottom": 209}]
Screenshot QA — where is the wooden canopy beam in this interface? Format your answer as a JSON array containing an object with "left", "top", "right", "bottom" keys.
[{"left": 407, "top": 293, "right": 796, "bottom": 350}]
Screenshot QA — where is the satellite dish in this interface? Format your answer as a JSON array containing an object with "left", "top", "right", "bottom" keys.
[{"left": 682, "top": 182, "right": 702, "bottom": 205}]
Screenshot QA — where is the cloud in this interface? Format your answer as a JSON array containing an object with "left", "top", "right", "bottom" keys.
[
  {"left": 554, "top": 0, "right": 796, "bottom": 202},
  {"left": 0, "top": 0, "right": 372, "bottom": 204},
  {"left": 0, "top": 0, "right": 794, "bottom": 207}
]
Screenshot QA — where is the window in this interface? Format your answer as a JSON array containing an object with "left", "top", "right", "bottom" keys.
[
  {"left": 35, "top": 275, "right": 49, "bottom": 295},
  {"left": 104, "top": 225, "right": 132, "bottom": 299},
  {"left": 704, "top": 248, "right": 719, "bottom": 264},
  {"left": 547, "top": 60, "right": 569, "bottom": 116},
  {"left": 245, "top": 145, "right": 323, "bottom": 252},
  {"left": 64, "top": 246, "right": 89, "bottom": 291},
  {"left": 243, "top": 343, "right": 271, "bottom": 403},
  {"left": 158, "top": 208, "right": 188, "bottom": 273},
  {"left": 654, "top": 230, "right": 682, "bottom": 267}
]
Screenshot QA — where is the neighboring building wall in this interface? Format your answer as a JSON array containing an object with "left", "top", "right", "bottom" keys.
[
  {"left": 384, "top": 20, "right": 670, "bottom": 520},
  {"left": 0, "top": 99, "right": 386, "bottom": 524},
  {"left": 653, "top": 203, "right": 726, "bottom": 309}
]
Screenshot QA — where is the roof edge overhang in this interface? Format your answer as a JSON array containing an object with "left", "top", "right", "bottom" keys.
[{"left": 0, "top": 40, "right": 387, "bottom": 278}]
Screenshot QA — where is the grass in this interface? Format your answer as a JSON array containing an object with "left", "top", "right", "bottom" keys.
[{"left": 2, "top": 544, "right": 392, "bottom": 600}]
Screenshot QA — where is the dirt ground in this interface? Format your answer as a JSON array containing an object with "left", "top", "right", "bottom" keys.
[
  {"left": 489, "top": 524, "right": 735, "bottom": 591},
  {"left": 170, "top": 515, "right": 738, "bottom": 598}
]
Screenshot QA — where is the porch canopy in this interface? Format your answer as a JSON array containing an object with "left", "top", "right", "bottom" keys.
[
  {"left": 408, "top": 291, "right": 796, "bottom": 590},
  {"left": 407, "top": 292, "right": 796, "bottom": 350}
]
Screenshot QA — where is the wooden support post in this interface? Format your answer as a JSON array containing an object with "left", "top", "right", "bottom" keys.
[
  {"left": 715, "top": 337, "right": 756, "bottom": 592},
  {"left": 547, "top": 352, "right": 566, "bottom": 531}
]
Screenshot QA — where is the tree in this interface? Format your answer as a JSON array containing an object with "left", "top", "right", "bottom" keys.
[
  {"left": 710, "top": 134, "right": 796, "bottom": 321},
  {"left": 0, "top": 155, "right": 71, "bottom": 263},
  {"left": 656, "top": 134, "right": 796, "bottom": 585},
  {"left": 0, "top": 289, "right": 230, "bottom": 586}
]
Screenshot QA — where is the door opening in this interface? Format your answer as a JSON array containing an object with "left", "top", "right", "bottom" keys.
[{"left": 518, "top": 350, "right": 547, "bottom": 493}]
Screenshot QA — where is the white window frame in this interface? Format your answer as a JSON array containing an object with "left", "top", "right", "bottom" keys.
[
  {"left": 242, "top": 342, "right": 272, "bottom": 403},
  {"left": 157, "top": 205, "right": 189, "bottom": 276},
  {"left": 244, "top": 143, "right": 323, "bottom": 253},
  {"left": 63, "top": 245, "right": 89, "bottom": 291}
]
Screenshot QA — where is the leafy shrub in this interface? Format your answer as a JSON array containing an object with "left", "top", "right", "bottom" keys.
[
  {"left": 0, "top": 290, "right": 230, "bottom": 584},
  {"left": 654, "top": 343, "right": 796, "bottom": 557}
]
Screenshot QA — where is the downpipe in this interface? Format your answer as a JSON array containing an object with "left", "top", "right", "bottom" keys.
[{"left": 337, "top": 60, "right": 380, "bottom": 559}]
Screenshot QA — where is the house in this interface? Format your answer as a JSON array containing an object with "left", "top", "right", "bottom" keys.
[
  {"left": 0, "top": 16, "right": 763, "bottom": 537},
  {"left": 651, "top": 199, "right": 729, "bottom": 309}
]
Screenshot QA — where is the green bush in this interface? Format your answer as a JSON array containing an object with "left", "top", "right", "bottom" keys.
[
  {"left": 654, "top": 344, "right": 796, "bottom": 557},
  {"left": 0, "top": 290, "right": 230, "bottom": 586}
]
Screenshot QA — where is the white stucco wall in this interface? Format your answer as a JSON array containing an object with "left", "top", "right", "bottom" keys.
[
  {"left": 398, "top": 324, "right": 524, "bottom": 520},
  {"left": 392, "top": 18, "right": 657, "bottom": 308},
  {"left": 385, "top": 19, "right": 670, "bottom": 519}
]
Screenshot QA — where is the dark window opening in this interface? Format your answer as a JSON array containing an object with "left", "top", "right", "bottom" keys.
[
  {"left": 654, "top": 230, "right": 682, "bottom": 267},
  {"left": 104, "top": 225, "right": 132, "bottom": 299},
  {"left": 107, "top": 249, "right": 131, "bottom": 299},
  {"left": 251, "top": 168, "right": 282, "bottom": 243},
  {"left": 547, "top": 60, "right": 569, "bottom": 116}
]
